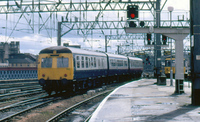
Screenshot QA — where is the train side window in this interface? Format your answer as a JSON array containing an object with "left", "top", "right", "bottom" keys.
[
  {"left": 137, "top": 61, "right": 140, "bottom": 67},
  {"left": 41, "top": 58, "right": 52, "bottom": 68},
  {"left": 91, "top": 57, "right": 94, "bottom": 67},
  {"left": 113, "top": 59, "right": 116, "bottom": 67},
  {"left": 98, "top": 58, "right": 101, "bottom": 67},
  {"left": 110, "top": 59, "right": 113, "bottom": 67},
  {"left": 86, "top": 57, "right": 89, "bottom": 68},
  {"left": 117, "top": 60, "right": 123, "bottom": 67},
  {"left": 77, "top": 61, "right": 80, "bottom": 68},
  {"left": 124, "top": 61, "right": 128, "bottom": 67},
  {"left": 57, "top": 58, "right": 69, "bottom": 68},
  {"left": 76, "top": 56, "right": 79, "bottom": 60},
  {"left": 88, "top": 57, "right": 91, "bottom": 68},
  {"left": 81, "top": 56, "right": 84, "bottom": 68},
  {"left": 94, "top": 57, "right": 96, "bottom": 68},
  {"left": 101, "top": 58, "right": 104, "bottom": 68},
  {"left": 134, "top": 61, "right": 137, "bottom": 67},
  {"left": 76, "top": 56, "right": 80, "bottom": 68},
  {"left": 131, "top": 60, "right": 134, "bottom": 68},
  {"left": 117, "top": 60, "right": 119, "bottom": 66}
]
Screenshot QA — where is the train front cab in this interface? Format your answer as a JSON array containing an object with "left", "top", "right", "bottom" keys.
[
  {"left": 164, "top": 58, "right": 186, "bottom": 78},
  {"left": 38, "top": 48, "right": 74, "bottom": 95}
]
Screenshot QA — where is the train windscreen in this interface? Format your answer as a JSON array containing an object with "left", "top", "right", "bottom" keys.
[
  {"left": 57, "top": 58, "right": 69, "bottom": 68},
  {"left": 41, "top": 58, "right": 52, "bottom": 68}
]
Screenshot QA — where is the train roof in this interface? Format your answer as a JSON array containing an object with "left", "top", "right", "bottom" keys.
[
  {"left": 39, "top": 46, "right": 106, "bottom": 57},
  {"left": 68, "top": 47, "right": 106, "bottom": 56},
  {"left": 39, "top": 46, "right": 72, "bottom": 54},
  {"left": 39, "top": 46, "right": 142, "bottom": 60},
  {"left": 106, "top": 53, "right": 128, "bottom": 59},
  {"left": 128, "top": 56, "right": 143, "bottom": 61}
]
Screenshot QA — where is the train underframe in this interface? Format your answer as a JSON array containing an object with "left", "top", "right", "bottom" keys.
[
  {"left": 39, "top": 73, "right": 142, "bottom": 95},
  {"left": 165, "top": 73, "right": 189, "bottom": 79}
]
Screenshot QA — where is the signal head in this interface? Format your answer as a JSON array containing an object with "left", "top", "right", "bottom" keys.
[{"left": 130, "top": 13, "right": 135, "bottom": 19}]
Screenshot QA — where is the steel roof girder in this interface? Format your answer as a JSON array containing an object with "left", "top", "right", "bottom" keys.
[{"left": 0, "top": 1, "right": 155, "bottom": 14}]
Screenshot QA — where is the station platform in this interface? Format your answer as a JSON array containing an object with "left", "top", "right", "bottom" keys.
[{"left": 89, "top": 79, "right": 200, "bottom": 122}]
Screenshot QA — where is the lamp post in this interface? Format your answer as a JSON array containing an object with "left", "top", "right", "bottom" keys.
[
  {"left": 168, "top": 6, "right": 174, "bottom": 28},
  {"left": 168, "top": 6, "right": 174, "bottom": 86}
]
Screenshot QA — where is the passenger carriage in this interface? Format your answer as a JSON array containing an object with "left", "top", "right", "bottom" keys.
[
  {"left": 128, "top": 57, "right": 143, "bottom": 78},
  {"left": 38, "top": 46, "right": 143, "bottom": 95},
  {"left": 38, "top": 46, "right": 108, "bottom": 94},
  {"left": 69, "top": 47, "right": 108, "bottom": 89},
  {"left": 106, "top": 53, "right": 129, "bottom": 82}
]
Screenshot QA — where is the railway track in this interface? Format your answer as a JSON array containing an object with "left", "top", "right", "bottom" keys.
[
  {"left": 0, "top": 80, "right": 39, "bottom": 94},
  {"left": 0, "top": 94, "right": 48, "bottom": 112},
  {"left": 0, "top": 79, "right": 44, "bottom": 104},
  {"left": 0, "top": 88, "right": 45, "bottom": 102},
  {"left": 0, "top": 86, "right": 112, "bottom": 122},
  {"left": 46, "top": 90, "right": 113, "bottom": 122},
  {"left": 0, "top": 96, "right": 61, "bottom": 122},
  {"left": 1, "top": 85, "right": 42, "bottom": 93},
  {"left": 0, "top": 79, "right": 140, "bottom": 121}
]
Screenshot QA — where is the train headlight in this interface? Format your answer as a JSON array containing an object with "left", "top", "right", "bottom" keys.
[
  {"left": 42, "top": 74, "right": 45, "bottom": 77},
  {"left": 64, "top": 74, "right": 67, "bottom": 77}
]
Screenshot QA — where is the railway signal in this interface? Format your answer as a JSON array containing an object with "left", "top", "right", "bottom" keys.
[
  {"left": 162, "top": 35, "right": 167, "bottom": 45},
  {"left": 147, "top": 33, "right": 151, "bottom": 45},
  {"left": 129, "top": 21, "right": 137, "bottom": 27},
  {"left": 140, "top": 21, "right": 145, "bottom": 27},
  {"left": 127, "top": 5, "right": 139, "bottom": 19}
]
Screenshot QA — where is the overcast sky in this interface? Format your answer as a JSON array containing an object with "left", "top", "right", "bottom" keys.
[{"left": 0, "top": 0, "right": 190, "bottom": 55}]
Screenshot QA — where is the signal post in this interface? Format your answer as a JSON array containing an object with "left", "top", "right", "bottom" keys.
[{"left": 125, "top": 27, "right": 190, "bottom": 94}]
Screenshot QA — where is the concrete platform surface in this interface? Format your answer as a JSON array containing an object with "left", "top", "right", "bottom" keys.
[{"left": 89, "top": 79, "right": 200, "bottom": 122}]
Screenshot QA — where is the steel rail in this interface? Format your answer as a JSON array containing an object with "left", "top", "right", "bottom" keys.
[
  {"left": 0, "top": 88, "right": 42, "bottom": 98},
  {"left": 46, "top": 90, "right": 113, "bottom": 122},
  {"left": 0, "top": 89, "right": 44, "bottom": 102},
  {"left": 0, "top": 97, "right": 60, "bottom": 122},
  {"left": 0, "top": 94, "right": 48, "bottom": 112},
  {"left": 1, "top": 85, "right": 42, "bottom": 93},
  {"left": 84, "top": 114, "right": 93, "bottom": 122},
  {"left": 0, "top": 81, "right": 38, "bottom": 86}
]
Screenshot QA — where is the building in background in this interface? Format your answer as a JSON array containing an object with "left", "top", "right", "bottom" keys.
[
  {"left": 0, "top": 41, "right": 37, "bottom": 80},
  {"left": 0, "top": 41, "right": 20, "bottom": 63},
  {"left": 8, "top": 53, "right": 37, "bottom": 67}
]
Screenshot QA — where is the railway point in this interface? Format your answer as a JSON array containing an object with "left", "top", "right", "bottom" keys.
[{"left": 89, "top": 79, "right": 200, "bottom": 122}]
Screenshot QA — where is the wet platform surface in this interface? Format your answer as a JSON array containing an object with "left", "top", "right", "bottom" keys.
[{"left": 89, "top": 79, "right": 200, "bottom": 122}]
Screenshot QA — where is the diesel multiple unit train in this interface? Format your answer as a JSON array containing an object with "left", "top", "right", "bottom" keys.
[{"left": 38, "top": 46, "right": 143, "bottom": 95}]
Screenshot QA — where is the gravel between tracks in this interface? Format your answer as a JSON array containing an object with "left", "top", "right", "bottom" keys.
[
  {"left": 12, "top": 84, "right": 119, "bottom": 122},
  {"left": 10, "top": 80, "right": 135, "bottom": 122}
]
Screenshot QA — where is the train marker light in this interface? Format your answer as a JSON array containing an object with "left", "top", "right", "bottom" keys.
[
  {"left": 42, "top": 74, "right": 45, "bottom": 77},
  {"left": 64, "top": 74, "right": 67, "bottom": 77}
]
